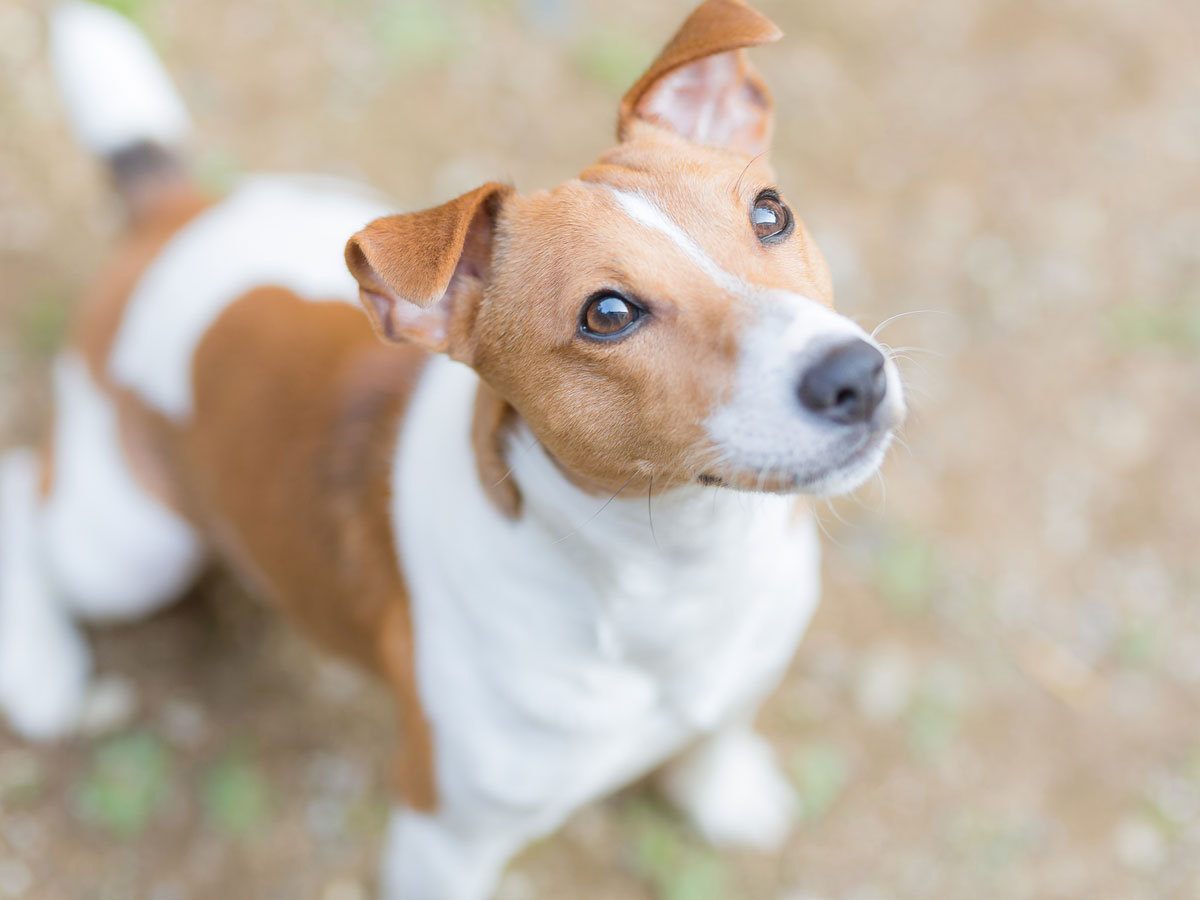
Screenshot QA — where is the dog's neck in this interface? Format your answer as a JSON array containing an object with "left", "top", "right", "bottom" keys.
[
  {"left": 390, "top": 355, "right": 816, "bottom": 731},
  {"left": 505, "top": 414, "right": 787, "bottom": 566},
  {"left": 399, "top": 353, "right": 802, "bottom": 586}
]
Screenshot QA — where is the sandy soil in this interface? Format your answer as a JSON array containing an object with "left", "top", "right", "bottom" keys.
[{"left": 1, "top": 0, "right": 1198, "bottom": 898}]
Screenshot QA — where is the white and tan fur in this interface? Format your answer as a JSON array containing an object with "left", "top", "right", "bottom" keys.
[{"left": 1, "top": 2, "right": 904, "bottom": 898}]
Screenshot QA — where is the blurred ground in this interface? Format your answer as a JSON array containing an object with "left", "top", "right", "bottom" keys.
[{"left": 1, "top": 0, "right": 1199, "bottom": 897}]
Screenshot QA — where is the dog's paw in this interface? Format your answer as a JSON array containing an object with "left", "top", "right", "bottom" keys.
[
  {"left": 661, "top": 729, "right": 796, "bottom": 851},
  {"left": 0, "top": 606, "right": 90, "bottom": 742}
]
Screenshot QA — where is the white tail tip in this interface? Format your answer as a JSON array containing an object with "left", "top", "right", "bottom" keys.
[{"left": 50, "top": 1, "right": 190, "bottom": 157}]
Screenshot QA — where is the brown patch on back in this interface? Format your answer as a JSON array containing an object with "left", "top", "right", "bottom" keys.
[{"left": 182, "top": 289, "right": 436, "bottom": 809}]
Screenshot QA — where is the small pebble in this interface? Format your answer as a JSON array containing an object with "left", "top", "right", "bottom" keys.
[
  {"left": 1113, "top": 816, "right": 1167, "bottom": 872},
  {"left": 1148, "top": 774, "right": 1199, "bottom": 827},
  {"left": 314, "top": 660, "right": 367, "bottom": 704},
  {"left": 79, "top": 675, "right": 139, "bottom": 737},
  {"left": 306, "top": 754, "right": 366, "bottom": 798},
  {"left": 855, "top": 643, "right": 915, "bottom": 723},
  {"left": 0, "top": 814, "right": 41, "bottom": 856},
  {"left": 0, "top": 860, "right": 32, "bottom": 898},
  {"left": 307, "top": 797, "right": 348, "bottom": 841},
  {"left": 161, "top": 700, "right": 208, "bottom": 749}
]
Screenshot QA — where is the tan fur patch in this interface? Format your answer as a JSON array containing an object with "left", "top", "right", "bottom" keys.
[{"left": 182, "top": 289, "right": 436, "bottom": 809}]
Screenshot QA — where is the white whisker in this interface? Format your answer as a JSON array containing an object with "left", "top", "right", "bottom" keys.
[
  {"left": 554, "top": 473, "right": 637, "bottom": 545},
  {"left": 870, "top": 308, "right": 946, "bottom": 339}
]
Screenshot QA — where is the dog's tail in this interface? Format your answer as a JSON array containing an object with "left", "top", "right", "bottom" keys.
[{"left": 50, "top": 1, "right": 192, "bottom": 220}]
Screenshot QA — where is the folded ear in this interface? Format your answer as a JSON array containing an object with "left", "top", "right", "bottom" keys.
[
  {"left": 618, "top": 0, "right": 782, "bottom": 156},
  {"left": 345, "top": 183, "right": 511, "bottom": 362}
]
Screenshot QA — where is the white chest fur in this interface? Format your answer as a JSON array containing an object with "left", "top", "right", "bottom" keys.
[{"left": 392, "top": 358, "right": 821, "bottom": 832}]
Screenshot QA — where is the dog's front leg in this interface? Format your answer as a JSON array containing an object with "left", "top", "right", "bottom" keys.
[
  {"left": 379, "top": 807, "right": 522, "bottom": 900},
  {"left": 659, "top": 722, "right": 797, "bottom": 852}
]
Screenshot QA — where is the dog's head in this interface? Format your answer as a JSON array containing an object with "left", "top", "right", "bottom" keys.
[{"left": 346, "top": 0, "right": 904, "bottom": 513}]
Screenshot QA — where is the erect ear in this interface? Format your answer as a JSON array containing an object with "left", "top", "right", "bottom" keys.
[
  {"left": 618, "top": 0, "right": 782, "bottom": 156},
  {"left": 345, "top": 183, "right": 511, "bottom": 362}
]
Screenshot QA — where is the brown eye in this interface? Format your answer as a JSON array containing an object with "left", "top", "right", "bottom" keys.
[
  {"left": 581, "top": 292, "right": 642, "bottom": 339},
  {"left": 752, "top": 191, "right": 793, "bottom": 243}
]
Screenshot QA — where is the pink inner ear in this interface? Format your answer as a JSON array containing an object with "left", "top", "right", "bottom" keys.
[
  {"left": 361, "top": 289, "right": 397, "bottom": 339},
  {"left": 389, "top": 296, "right": 450, "bottom": 350},
  {"left": 640, "top": 52, "right": 770, "bottom": 155},
  {"left": 358, "top": 284, "right": 450, "bottom": 350}
]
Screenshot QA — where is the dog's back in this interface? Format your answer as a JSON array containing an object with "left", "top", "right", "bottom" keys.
[{"left": 5, "top": 0, "right": 439, "bottom": 802}]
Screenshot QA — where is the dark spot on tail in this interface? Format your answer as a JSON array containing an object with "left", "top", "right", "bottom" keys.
[
  {"left": 111, "top": 140, "right": 181, "bottom": 189},
  {"left": 109, "top": 141, "right": 188, "bottom": 223}
]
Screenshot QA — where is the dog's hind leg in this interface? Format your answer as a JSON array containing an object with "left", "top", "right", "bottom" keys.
[
  {"left": 0, "top": 352, "right": 205, "bottom": 740},
  {"left": 0, "top": 448, "right": 90, "bottom": 740},
  {"left": 39, "top": 353, "right": 204, "bottom": 624}
]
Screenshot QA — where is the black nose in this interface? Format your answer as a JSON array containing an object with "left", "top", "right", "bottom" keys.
[{"left": 798, "top": 339, "right": 887, "bottom": 424}]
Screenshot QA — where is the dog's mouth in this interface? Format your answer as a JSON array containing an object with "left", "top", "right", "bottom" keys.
[{"left": 697, "top": 426, "right": 895, "bottom": 497}]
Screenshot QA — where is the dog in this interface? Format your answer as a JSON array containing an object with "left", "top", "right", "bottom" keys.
[{"left": 0, "top": 0, "right": 905, "bottom": 896}]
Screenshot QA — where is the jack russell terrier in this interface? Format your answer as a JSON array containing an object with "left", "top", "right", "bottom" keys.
[{"left": 0, "top": 0, "right": 905, "bottom": 896}]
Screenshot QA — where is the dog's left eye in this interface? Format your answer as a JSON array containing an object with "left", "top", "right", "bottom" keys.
[
  {"left": 752, "top": 191, "right": 793, "bottom": 243},
  {"left": 580, "top": 291, "right": 642, "bottom": 339}
]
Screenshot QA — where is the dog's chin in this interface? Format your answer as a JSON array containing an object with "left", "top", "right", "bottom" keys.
[
  {"left": 795, "top": 432, "right": 893, "bottom": 497},
  {"left": 701, "top": 430, "right": 895, "bottom": 497}
]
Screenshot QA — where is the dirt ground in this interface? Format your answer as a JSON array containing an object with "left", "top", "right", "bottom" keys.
[{"left": 1, "top": 0, "right": 1198, "bottom": 897}]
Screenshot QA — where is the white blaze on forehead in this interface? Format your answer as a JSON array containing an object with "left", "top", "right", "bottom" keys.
[
  {"left": 108, "top": 175, "right": 391, "bottom": 421},
  {"left": 606, "top": 189, "right": 748, "bottom": 297}
]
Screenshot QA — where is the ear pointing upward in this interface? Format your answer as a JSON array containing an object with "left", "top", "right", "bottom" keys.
[
  {"left": 618, "top": 0, "right": 782, "bottom": 156},
  {"left": 345, "top": 183, "right": 510, "bottom": 362}
]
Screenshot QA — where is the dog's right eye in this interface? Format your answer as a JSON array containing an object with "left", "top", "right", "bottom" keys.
[
  {"left": 580, "top": 292, "right": 643, "bottom": 339},
  {"left": 752, "top": 190, "right": 793, "bottom": 244}
]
